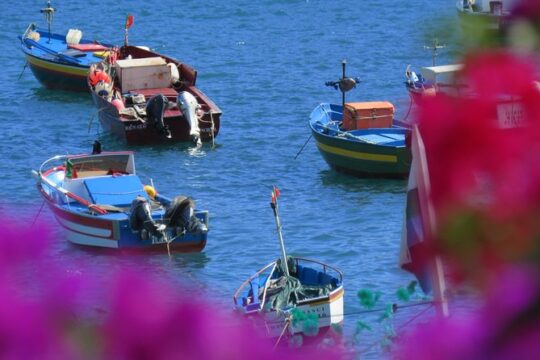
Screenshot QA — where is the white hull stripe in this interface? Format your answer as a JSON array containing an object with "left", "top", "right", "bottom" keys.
[
  {"left": 67, "top": 233, "right": 119, "bottom": 248},
  {"left": 56, "top": 216, "right": 113, "bottom": 238}
]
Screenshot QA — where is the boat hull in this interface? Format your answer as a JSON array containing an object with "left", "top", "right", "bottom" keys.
[
  {"left": 311, "top": 129, "right": 410, "bottom": 177},
  {"left": 25, "top": 53, "right": 89, "bottom": 92},
  {"left": 246, "top": 286, "right": 344, "bottom": 338},
  {"left": 91, "top": 87, "right": 221, "bottom": 145},
  {"left": 42, "top": 197, "right": 207, "bottom": 252}
]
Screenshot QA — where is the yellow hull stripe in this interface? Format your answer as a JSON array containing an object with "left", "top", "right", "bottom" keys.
[
  {"left": 317, "top": 142, "right": 397, "bottom": 163},
  {"left": 308, "top": 288, "right": 344, "bottom": 307},
  {"left": 26, "top": 55, "right": 87, "bottom": 76}
]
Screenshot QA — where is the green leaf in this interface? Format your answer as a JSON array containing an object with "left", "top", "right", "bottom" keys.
[{"left": 357, "top": 289, "right": 381, "bottom": 309}]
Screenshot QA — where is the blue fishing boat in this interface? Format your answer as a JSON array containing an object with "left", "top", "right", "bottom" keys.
[
  {"left": 19, "top": 1, "right": 113, "bottom": 91},
  {"left": 234, "top": 188, "right": 344, "bottom": 339},
  {"left": 32, "top": 147, "right": 209, "bottom": 252},
  {"left": 310, "top": 61, "right": 411, "bottom": 178}
]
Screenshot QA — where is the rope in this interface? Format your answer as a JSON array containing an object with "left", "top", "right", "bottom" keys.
[
  {"left": 31, "top": 199, "right": 46, "bottom": 227},
  {"left": 395, "top": 94, "right": 414, "bottom": 125},
  {"left": 273, "top": 317, "right": 291, "bottom": 350},
  {"left": 358, "top": 302, "right": 435, "bottom": 355},
  {"left": 293, "top": 134, "right": 312, "bottom": 160}
]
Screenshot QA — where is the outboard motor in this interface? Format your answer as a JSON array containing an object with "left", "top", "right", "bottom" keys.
[
  {"left": 164, "top": 196, "right": 207, "bottom": 235},
  {"left": 129, "top": 196, "right": 164, "bottom": 239},
  {"left": 146, "top": 94, "right": 172, "bottom": 139},
  {"left": 177, "top": 91, "right": 202, "bottom": 145}
]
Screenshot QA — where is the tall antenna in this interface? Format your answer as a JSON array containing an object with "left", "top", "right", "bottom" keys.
[
  {"left": 40, "top": 0, "right": 55, "bottom": 43},
  {"left": 424, "top": 38, "right": 445, "bottom": 66}
]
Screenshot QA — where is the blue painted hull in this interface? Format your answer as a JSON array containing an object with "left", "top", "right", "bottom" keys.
[{"left": 20, "top": 27, "right": 112, "bottom": 92}]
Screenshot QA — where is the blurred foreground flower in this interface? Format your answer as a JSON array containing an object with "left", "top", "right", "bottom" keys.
[
  {"left": 394, "top": 266, "right": 540, "bottom": 360},
  {"left": 0, "top": 220, "right": 341, "bottom": 359},
  {"left": 416, "top": 50, "right": 540, "bottom": 285}
]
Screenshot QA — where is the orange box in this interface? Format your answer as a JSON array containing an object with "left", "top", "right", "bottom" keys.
[{"left": 342, "top": 101, "right": 394, "bottom": 130}]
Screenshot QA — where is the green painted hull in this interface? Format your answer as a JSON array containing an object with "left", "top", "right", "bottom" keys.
[
  {"left": 312, "top": 130, "right": 411, "bottom": 177},
  {"left": 309, "top": 103, "right": 411, "bottom": 178}
]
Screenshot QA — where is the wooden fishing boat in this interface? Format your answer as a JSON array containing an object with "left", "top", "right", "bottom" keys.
[
  {"left": 310, "top": 61, "right": 411, "bottom": 178},
  {"left": 19, "top": 1, "right": 113, "bottom": 91},
  {"left": 456, "top": 0, "right": 510, "bottom": 31},
  {"left": 233, "top": 188, "right": 344, "bottom": 340},
  {"left": 32, "top": 148, "right": 209, "bottom": 252},
  {"left": 88, "top": 44, "right": 221, "bottom": 145}
]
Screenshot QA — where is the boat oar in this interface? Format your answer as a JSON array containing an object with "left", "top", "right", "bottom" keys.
[
  {"left": 20, "top": 37, "right": 81, "bottom": 64},
  {"left": 32, "top": 170, "right": 108, "bottom": 215},
  {"left": 270, "top": 186, "right": 289, "bottom": 277}
]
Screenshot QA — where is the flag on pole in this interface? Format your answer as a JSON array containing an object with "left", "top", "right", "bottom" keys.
[
  {"left": 399, "top": 125, "right": 435, "bottom": 294},
  {"left": 271, "top": 187, "right": 280, "bottom": 205},
  {"left": 65, "top": 159, "right": 77, "bottom": 179},
  {"left": 125, "top": 14, "right": 134, "bottom": 29}
]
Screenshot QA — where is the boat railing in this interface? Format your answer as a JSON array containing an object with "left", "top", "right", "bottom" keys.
[
  {"left": 293, "top": 257, "right": 343, "bottom": 284},
  {"left": 233, "top": 261, "right": 277, "bottom": 307},
  {"left": 38, "top": 155, "right": 67, "bottom": 174}
]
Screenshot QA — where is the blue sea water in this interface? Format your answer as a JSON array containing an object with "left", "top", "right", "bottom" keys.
[{"left": 2, "top": 0, "right": 458, "bottom": 357}]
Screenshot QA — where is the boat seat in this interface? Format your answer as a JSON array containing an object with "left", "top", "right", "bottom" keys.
[
  {"left": 61, "top": 49, "right": 87, "bottom": 58},
  {"left": 83, "top": 175, "right": 148, "bottom": 207},
  {"left": 297, "top": 266, "right": 321, "bottom": 286}
]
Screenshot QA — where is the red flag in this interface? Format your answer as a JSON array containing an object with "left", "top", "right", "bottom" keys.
[
  {"left": 125, "top": 14, "right": 134, "bottom": 29},
  {"left": 271, "top": 187, "right": 280, "bottom": 204}
]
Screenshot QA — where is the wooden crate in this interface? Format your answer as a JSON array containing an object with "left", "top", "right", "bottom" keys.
[
  {"left": 115, "top": 57, "right": 171, "bottom": 92},
  {"left": 343, "top": 101, "right": 394, "bottom": 130}
]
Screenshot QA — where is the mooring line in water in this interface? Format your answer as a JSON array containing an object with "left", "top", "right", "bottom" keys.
[
  {"left": 31, "top": 199, "right": 46, "bottom": 227},
  {"left": 18, "top": 61, "right": 28, "bottom": 80},
  {"left": 294, "top": 134, "right": 312, "bottom": 160}
]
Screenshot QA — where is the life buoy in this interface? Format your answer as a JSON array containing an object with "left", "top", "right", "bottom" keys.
[{"left": 89, "top": 69, "right": 111, "bottom": 87}]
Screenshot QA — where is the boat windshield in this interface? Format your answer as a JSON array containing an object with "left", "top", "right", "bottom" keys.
[{"left": 69, "top": 154, "right": 133, "bottom": 178}]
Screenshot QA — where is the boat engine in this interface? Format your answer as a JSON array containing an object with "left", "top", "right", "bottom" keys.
[
  {"left": 164, "top": 196, "right": 207, "bottom": 235},
  {"left": 177, "top": 91, "right": 202, "bottom": 145},
  {"left": 129, "top": 196, "right": 164, "bottom": 239},
  {"left": 145, "top": 94, "right": 172, "bottom": 139}
]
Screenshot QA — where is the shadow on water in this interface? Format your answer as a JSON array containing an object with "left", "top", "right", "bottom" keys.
[
  {"left": 31, "top": 87, "right": 93, "bottom": 104},
  {"left": 319, "top": 169, "right": 407, "bottom": 194}
]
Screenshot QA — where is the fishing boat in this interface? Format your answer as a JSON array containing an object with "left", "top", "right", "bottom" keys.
[
  {"left": 233, "top": 187, "right": 344, "bottom": 340},
  {"left": 19, "top": 1, "right": 113, "bottom": 91},
  {"left": 87, "top": 18, "right": 221, "bottom": 145},
  {"left": 310, "top": 61, "right": 411, "bottom": 178},
  {"left": 456, "top": 0, "right": 512, "bottom": 31},
  {"left": 32, "top": 147, "right": 209, "bottom": 252},
  {"left": 405, "top": 64, "right": 464, "bottom": 104}
]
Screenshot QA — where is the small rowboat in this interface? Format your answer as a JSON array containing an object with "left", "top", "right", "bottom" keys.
[
  {"left": 310, "top": 61, "right": 411, "bottom": 178},
  {"left": 19, "top": 1, "right": 113, "bottom": 92},
  {"left": 32, "top": 149, "right": 209, "bottom": 252},
  {"left": 233, "top": 187, "right": 344, "bottom": 340}
]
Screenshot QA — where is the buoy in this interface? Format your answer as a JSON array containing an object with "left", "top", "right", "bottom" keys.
[
  {"left": 144, "top": 185, "right": 157, "bottom": 199},
  {"left": 168, "top": 63, "right": 180, "bottom": 84},
  {"left": 89, "top": 69, "right": 110, "bottom": 87},
  {"left": 95, "top": 80, "right": 112, "bottom": 98},
  {"left": 111, "top": 98, "right": 125, "bottom": 111}
]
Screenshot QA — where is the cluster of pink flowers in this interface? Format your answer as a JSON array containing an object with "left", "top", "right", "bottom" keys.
[
  {"left": 0, "top": 222, "right": 338, "bottom": 359},
  {"left": 395, "top": 1, "right": 540, "bottom": 358}
]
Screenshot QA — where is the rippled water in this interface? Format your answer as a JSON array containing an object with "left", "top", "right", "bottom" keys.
[{"left": 2, "top": 0, "right": 458, "bottom": 357}]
